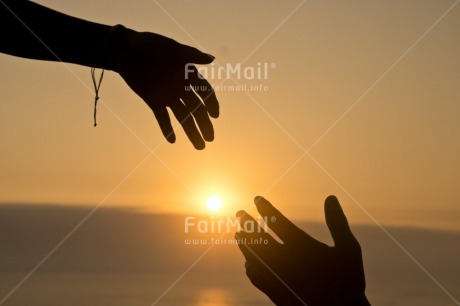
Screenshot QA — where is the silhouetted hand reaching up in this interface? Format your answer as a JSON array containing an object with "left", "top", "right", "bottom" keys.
[
  {"left": 112, "top": 29, "right": 219, "bottom": 150},
  {"left": 235, "top": 196, "right": 371, "bottom": 306}
]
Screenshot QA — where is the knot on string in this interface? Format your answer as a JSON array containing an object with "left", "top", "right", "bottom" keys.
[{"left": 91, "top": 67, "right": 104, "bottom": 127}]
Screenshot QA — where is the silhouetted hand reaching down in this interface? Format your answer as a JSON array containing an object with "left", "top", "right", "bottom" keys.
[
  {"left": 0, "top": 0, "right": 218, "bottom": 149},
  {"left": 235, "top": 196, "right": 371, "bottom": 306},
  {"left": 112, "top": 29, "right": 219, "bottom": 149}
]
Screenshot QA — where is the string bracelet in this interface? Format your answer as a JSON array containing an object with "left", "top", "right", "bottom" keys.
[
  {"left": 91, "top": 24, "right": 125, "bottom": 127},
  {"left": 91, "top": 67, "right": 104, "bottom": 127}
]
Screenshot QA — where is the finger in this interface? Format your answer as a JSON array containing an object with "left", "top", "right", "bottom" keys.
[
  {"left": 236, "top": 210, "right": 279, "bottom": 245},
  {"left": 235, "top": 208, "right": 282, "bottom": 269},
  {"left": 254, "top": 196, "right": 318, "bottom": 246},
  {"left": 187, "top": 70, "right": 219, "bottom": 118},
  {"left": 169, "top": 100, "right": 205, "bottom": 150},
  {"left": 246, "top": 262, "right": 266, "bottom": 290},
  {"left": 236, "top": 230, "right": 279, "bottom": 265},
  {"left": 244, "top": 262, "right": 288, "bottom": 306},
  {"left": 178, "top": 44, "right": 215, "bottom": 64},
  {"left": 152, "top": 107, "right": 175, "bottom": 143},
  {"left": 245, "top": 262, "right": 269, "bottom": 290},
  {"left": 235, "top": 231, "right": 260, "bottom": 263},
  {"left": 324, "top": 195, "right": 356, "bottom": 247},
  {"left": 236, "top": 210, "right": 265, "bottom": 235},
  {"left": 181, "top": 90, "right": 214, "bottom": 142}
]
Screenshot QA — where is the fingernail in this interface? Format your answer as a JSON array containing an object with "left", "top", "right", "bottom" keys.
[
  {"left": 325, "top": 195, "right": 339, "bottom": 208},
  {"left": 236, "top": 210, "right": 246, "bottom": 218},
  {"left": 166, "top": 134, "right": 176, "bottom": 143},
  {"left": 204, "top": 130, "right": 214, "bottom": 142},
  {"left": 254, "top": 196, "right": 265, "bottom": 207},
  {"left": 194, "top": 141, "right": 205, "bottom": 150}
]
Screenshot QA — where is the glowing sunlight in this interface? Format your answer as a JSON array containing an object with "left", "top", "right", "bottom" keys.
[{"left": 206, "top": 195, "right": 223, "bottom": 212}]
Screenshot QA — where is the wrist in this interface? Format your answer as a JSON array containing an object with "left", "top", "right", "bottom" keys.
[{"left": 103, "top": 24, "right": 135, "bottom": 71}]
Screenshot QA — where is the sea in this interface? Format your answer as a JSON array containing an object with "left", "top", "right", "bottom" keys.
[{"left": 0, "top": 204, "right": 459, "bottom": 305}]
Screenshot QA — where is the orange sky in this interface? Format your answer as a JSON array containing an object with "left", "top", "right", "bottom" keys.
[{"left": 0, "top": 0, "right": 459, "bottom": 230}]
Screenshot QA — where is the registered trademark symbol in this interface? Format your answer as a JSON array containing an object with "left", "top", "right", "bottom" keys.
[
  {"left": 270, "top": 216, "right": 276, "bottom": 222},
  {"left": 270, "top": 63, "right": 277, "bottom": 69}
]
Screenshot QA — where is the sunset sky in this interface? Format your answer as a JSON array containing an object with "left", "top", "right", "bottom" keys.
[{"left": 1, "top": 0, "right": 460, "bottom": 231}]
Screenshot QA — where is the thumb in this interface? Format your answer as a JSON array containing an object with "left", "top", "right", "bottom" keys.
[
  {"left": 179, "top": 44, "right": 215, "bottom": 64},
  {"left": 325, "top": 195, "right": 355, "bottom": 247}
]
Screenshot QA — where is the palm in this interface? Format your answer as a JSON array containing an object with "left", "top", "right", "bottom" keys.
[
  {"left": 236, "top": 196, "right": 369, "bottom": 306},
  {"left": 114, "top": 31, "right": 219, "bottom": 149}
]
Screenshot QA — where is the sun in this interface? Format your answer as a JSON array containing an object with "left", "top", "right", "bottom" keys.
[{"left": 206, "top": 195, "right": 223, "bottom": 212}]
